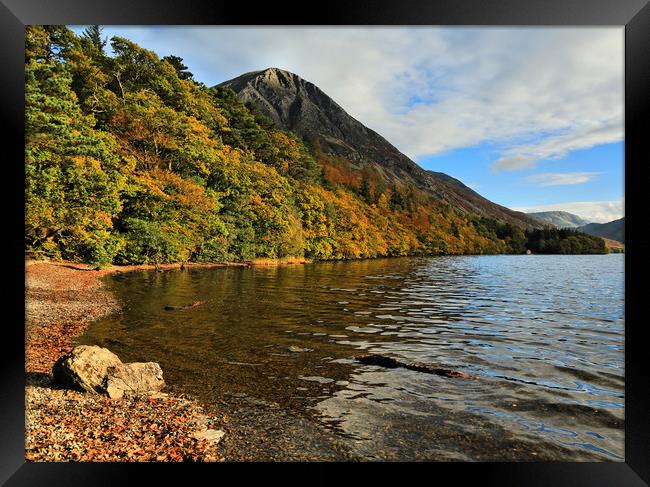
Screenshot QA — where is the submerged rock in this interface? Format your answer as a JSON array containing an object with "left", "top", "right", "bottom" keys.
[
  {"left": 356, "top": 354, "right": 401, "bottom": 369},
  {"left": 356, "top": 354, "right": 478, "bottom": 380},
  {"left": 288, "top": 345, "right": 313, "bottom": 353},
  {"left": 52, "top": 345, "right": 165, "bottom": 398},
  {"left": 52, "top": 345, "right": 122, "bottom": 393},
  {"left": 164, "top": 300, "right": 206, "bottom": 311}
]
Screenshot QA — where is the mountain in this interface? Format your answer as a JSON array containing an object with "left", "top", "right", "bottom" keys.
[
  {"left": 527, "top": 211, "right": 590, "bottom": 229},
  {"left": 577, "top": 218, "right": 625, "bottom": 243},
  {"left": 218, "top": 68, "right": 544, "bottom": 229}
]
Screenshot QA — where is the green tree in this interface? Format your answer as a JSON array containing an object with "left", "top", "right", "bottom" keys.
[
  {"left": 162, "top": 55, "right": 194, "bottom": 80},
  {"left": 81, "top": 25, "right": 107, "bottom": 53},
  {"left": 25, "top": 56, "right": 129, "bottom": 267}
]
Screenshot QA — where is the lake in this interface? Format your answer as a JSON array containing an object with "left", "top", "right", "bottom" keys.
[{"left": 79, "top": 254, "right": 624, "bottom": 461}]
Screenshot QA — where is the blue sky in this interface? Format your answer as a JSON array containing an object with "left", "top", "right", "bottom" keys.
[
  {"left": 419, "top": 141, "right": 624, "bottom": 222},
  {"left": 71, "top": 26, "right": 624, "bottom": 222}
]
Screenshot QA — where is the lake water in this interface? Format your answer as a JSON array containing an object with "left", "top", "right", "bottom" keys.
[{"left": 80, "top": 254, "right": 624, "bottom": 461}]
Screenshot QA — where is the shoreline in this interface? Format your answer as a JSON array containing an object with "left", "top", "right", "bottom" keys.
[
  {"left": 25, "top": 254, "right": 311, "bottom": 375},
  {"left": 25, "top": 257, "right": 357, "bottom": 461},
  {"left": 25, "top": 259, "right": 228, "bottom": 461}
]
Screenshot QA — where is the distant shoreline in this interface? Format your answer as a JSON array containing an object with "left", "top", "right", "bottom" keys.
[{"left": 25, "top": 244, "right": 622, "bottom": 277}]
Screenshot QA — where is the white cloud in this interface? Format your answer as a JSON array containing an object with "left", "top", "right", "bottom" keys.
[
  {"left": 492, "top": 156, "right": 536, "bottom": 173},
  {"left": 513, "top": 199, "right": 624, "bottom": 223},
  {"left": 99, "top": 27, "right": 623, "bottom": 165},
  {"left": 525, "top": 172, "right": 601, "bottom": 186},
  {"left": 494, "top": 122, "right": 623, "bottom": 171}
]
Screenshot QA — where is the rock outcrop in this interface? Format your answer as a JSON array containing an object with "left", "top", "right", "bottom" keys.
[{"left": 52, "top": 345, "right": 165, "bottom": 399}]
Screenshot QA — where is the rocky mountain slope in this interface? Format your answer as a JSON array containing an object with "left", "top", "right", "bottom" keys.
[
  {"left": 528, "top": 211, "right": 591, "bottom": 229},
  {"left": 218, "top": 68, "right": 544, "bottom": 229}
]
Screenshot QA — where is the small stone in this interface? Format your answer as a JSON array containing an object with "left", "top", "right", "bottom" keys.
[
  {"left": 288, "top": 345, "right": 313, "bottom": 353},
  {"left": 149, "top": 392, "right": 169, "bottom": 399},
  {"left": 193, "top": 429, "right": 225, "bottom": 445}
]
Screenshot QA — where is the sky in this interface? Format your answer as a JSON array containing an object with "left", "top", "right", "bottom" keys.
[{"left": 71, "top": 26, "right": 624, "bottom": 223}]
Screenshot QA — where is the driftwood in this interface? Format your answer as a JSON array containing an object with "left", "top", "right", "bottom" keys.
[
  {"left": 164, "top": 300, "right": 207, "bottom": 311},
  {"left": 355, "top": 354, "right": 479, "bottom": 380}
]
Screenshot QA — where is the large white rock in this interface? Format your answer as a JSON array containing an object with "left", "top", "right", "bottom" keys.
[
  {"left": 52, "top": 345, "right": 122, "bottom": 393},
  {"left": 52, "top": 345, "right": 166, "bottom": 399}
]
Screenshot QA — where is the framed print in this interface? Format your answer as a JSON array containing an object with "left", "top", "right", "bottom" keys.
[{"left": 1, "top": 0, "right": 649, "bottom": 484}]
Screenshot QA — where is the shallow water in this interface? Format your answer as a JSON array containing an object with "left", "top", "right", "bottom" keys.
[{"left": 80, "top": 254, "right": 624, "bottom": 461}]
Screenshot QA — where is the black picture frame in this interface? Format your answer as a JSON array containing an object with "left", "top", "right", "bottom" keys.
[{"left": 2, "top": 0, "right": 648, "bottom": 484}]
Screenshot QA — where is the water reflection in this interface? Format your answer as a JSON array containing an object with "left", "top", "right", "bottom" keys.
[{"left": 80, "top": 254, "right": 624, "bottom": 461}]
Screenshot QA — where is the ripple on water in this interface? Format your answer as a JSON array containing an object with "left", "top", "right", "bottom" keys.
[{"left": 80, "top": 254, "right": 624, "bottom": 461}]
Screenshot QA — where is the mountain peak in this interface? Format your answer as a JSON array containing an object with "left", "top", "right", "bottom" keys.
[
  {"left": 218, "top": 67, "right": 310, "bottom": 95},
  {"left": 249, "top": 67, "right": 300, "bottom": 81},
  {"left": 218, "top": 69, "right": 545, "bottom": 229},
  {"left": 260, "top": 66, "right": 296, "bottom": 76},
  {"left": 218, "top": 67, "right": 350, "bottom": 144}
]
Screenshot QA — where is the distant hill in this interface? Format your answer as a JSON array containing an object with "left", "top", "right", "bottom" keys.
[
  {"left": 527, "top": 211, "right": 590, "bottom": 229},
  {"left": 577, "top": 218, "right": 625, "bottom": 243}
]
